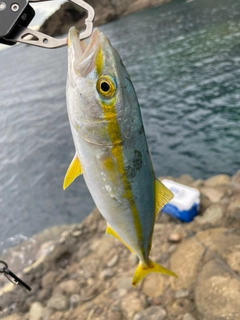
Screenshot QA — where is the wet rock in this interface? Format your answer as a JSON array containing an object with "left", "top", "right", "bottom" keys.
[
  {"left": 121, "top": 291, "right": 147, "bottom": 319},
  {"left": 47, "top": 294, "right": 69, "bottom": 311},
  {"left": 194, "top": 204, "right": 223, "bottom": 226},
  {"left": 29, "top": 302, "right": 44, "bottom": 320},
  {"left": 133, "top": 306, "right": 167, "bottom": 320},
  {"left": 204, "top": 174, "right": 230, "bottom": 186},
  {"left": 195, "top": 259, "right": 240, "bottom": 320},
  {"left": 182, "top": 313, "right": 196, "bottom": 320}
]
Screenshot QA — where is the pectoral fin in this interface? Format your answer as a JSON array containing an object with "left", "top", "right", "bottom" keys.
[
  {"left": 154, "top": 178, "right": 174, "bottom": 219},
  {"left": 63, "top": 153, "right": 83, "bottom": 190},
  {"left": 106, "top": 225, "right": 135, "bottom": 253}
]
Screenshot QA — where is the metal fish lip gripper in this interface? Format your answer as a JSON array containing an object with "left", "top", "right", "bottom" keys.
[{"left": 0, "top": 0, "right": 95, "bottom": 48}]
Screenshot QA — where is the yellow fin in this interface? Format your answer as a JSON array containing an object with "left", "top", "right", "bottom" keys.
[
  {"left": 155, "top": 178, "right": 174, "bottom": 219},
  {"left": 63, "top": 153, "right": 83, "bottom": 190},
  {"left": 106, "top": 225, "right": 135, "bottom": 253},
  {"left": 132, "top": 259, "right": 178, "bottom": 287}
]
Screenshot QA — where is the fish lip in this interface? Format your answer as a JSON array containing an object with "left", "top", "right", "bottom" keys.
[{"left": 68, "top": 27, "right": 100, "bottom": 74}]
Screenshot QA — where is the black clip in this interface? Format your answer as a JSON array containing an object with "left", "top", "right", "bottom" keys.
[{"left": 0, "top": 260, "right": 31, "bottom": 291}]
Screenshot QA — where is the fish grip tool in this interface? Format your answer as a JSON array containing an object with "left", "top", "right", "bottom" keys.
[
  {"left": 0, "top": 0, "right": 95, "bottom": 48},
  {"left": 0, "top": 260, "right": 31, "bottom": 291}
]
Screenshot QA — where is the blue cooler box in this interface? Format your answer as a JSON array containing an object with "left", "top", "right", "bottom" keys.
[{"left": 161, "top": 179, "right": 200, "bottom": 222}]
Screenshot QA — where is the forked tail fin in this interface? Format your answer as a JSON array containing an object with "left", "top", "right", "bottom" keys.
[{"left": 132, "top": 259, "right": 178, "bottom": 287}]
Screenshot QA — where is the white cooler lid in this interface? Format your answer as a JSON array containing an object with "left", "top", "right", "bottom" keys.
[{"left": 162, "top": 179, "right": 200, "bottom": 211}]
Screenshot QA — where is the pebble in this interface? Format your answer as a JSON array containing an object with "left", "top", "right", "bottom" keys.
[
  {"left": 107, "top": 254, "right": 119, "bottom": 267},
  {"left": 59, "top": 280, "right": 79, "bottom": 295},
  {"left": 133, "top": 306, "right": 167, "bottom": 320},
  {"left": 47, "top": 294, "right": 69, "bottom": 311},
  {"left": 100, "top": 268, "right": 114, "bottom": 280},
  {"left": 168, "top": 233, "right": 182, "bottom": 243},
  {"left": 121, "top": 291, "right": 147, "bottom": 319},
  {"left": 42, "top": 271, "right": 58, "bottom": 287},
  {"left": 175, "top": 289, "right": 189, "bottom": 299},
  {"left": 182, "top": 313, "right": 196, "bottom": 320},
  {"left": 29, "top": 302, "right": 44, "bottom": 320}
]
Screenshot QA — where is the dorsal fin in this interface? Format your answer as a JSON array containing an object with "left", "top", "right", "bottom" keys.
[{"left": 63, "top": 153, "right": 83, "bottom": 190}]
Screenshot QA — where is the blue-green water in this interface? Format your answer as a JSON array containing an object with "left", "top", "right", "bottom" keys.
[{"left": 0, "top": 0, "right": 240, "bottom": 250}]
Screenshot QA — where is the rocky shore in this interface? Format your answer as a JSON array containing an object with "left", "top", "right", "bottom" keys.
[
  {"left": 1, "top": 172, "right": 240, "bottom": 320},
  {"left": 39, "top": 0, "right": 172, "bottom": 37}
]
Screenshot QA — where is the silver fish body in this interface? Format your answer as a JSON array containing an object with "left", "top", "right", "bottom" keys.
[{"left": 65, "top": 27, "right": 177, "bottom": 285}]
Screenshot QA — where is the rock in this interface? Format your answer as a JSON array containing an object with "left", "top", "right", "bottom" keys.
[
  {"left": 204, "top": 174, "right": 230, "bottom": 186},
  {"left": 232, "top": 170, "right": 240, "bottom": 183},
  {"left": 194, "top": 204, "right": 223, "bottom": 226},
  {"left": 182, "top": 313, "right": 196, "bottom": 320},
  {"left": 133, "top": 306, "right": 167, "bottom": 320},
  {"left": 199, "top": 193, "right": 212, "bottom": 213},
  {"left": 116, "top": 276, "right": 132, "bottom": 290},
  {"left": 59, "top": 280, "right": 79, "bottom": 295},
  {"left": 29, "top": 302, "right": 44, "bottom": 320},
  {"left": 175, "top": 289, "right": 189, "bottom": 299},
  {"left": 200, "top": 187, "right": 224, "bottom": 203},
  {"left": 191, "top": 179, "right": 204, "bottom": 188},
  {"left": 0, "top": 315, "right": 22, "bottom": 320},
  {"left": 177, "top": 174, "right": 194, "bottom": 186},
  {"left": 42, "top": 271, "right": 58, "bottom": 287},
  {"left": 168, "top": 299, "right": 193, "bottom": 319},
  {"left": 170, "top": 228, "right": 240, "bottom": 290},
  {"left": 69, "top": 294, "right": 81, "bottom": 309},
  {"left": 142, "top": 274, "right": 171, "bottom": 298},
  {"left": 168, "top": 233, "right": 182, "bottom": 243},
  {"left": 47, "top": 294, "right": 69, "bottom": 311},
  {"left": 99, "top": 268, "right": 114, "bottom": 280},
  {"left": 226, "top": 245, "right": 240, "bottom": 273},
  {"left": 195, "top": 259, "right": 240, "bottom": 320},
  {"left": 107, "top": 254, "right": 119, "bottom": 267},
  {"left": 227, "top": 199, "right": 240, "bottom": 220},
  {"left": 121, "top": 291, "right": 147, "bottom": 319}
]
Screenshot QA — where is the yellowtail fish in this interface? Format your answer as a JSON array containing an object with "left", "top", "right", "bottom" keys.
[{"left": 64, "top": 27, "right": 177, "bottom": 286}]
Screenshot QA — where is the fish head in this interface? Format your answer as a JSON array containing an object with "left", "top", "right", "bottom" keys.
[{"left": 67, "top": 27, "right": 135, "bottom": 145}]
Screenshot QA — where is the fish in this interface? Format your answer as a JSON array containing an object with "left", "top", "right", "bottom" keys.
[{"left": 64, "top": 26, "right": 177, "bottom": 286}]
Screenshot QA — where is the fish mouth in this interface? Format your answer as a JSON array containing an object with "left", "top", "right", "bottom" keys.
[{"left": 68, "top": 27, "right": 101, "bottom": 77}]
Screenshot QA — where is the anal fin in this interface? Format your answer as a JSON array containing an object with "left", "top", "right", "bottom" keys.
[
  {"left": 63, "top": 153, "right": 83, "bottom": 190},
  {"left": 106, "top": 225, "right": 135, "bottom": 253}
]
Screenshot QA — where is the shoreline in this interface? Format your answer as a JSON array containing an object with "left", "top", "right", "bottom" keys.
[{"left": 1, "top": 172, "right": 240, "bottom": 320}]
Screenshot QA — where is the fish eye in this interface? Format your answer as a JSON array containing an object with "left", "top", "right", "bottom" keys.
[{"left": 96, "top": 76, "right": 116, "bottom": 98}]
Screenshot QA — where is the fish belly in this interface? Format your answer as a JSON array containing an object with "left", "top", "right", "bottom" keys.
[{"left": 73, "top": 128, "right": 155, "bottom": 262}]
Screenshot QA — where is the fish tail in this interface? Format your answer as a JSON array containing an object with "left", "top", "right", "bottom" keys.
[{"left": 132, "top": 259, "right": 178, "bottom": 287}]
